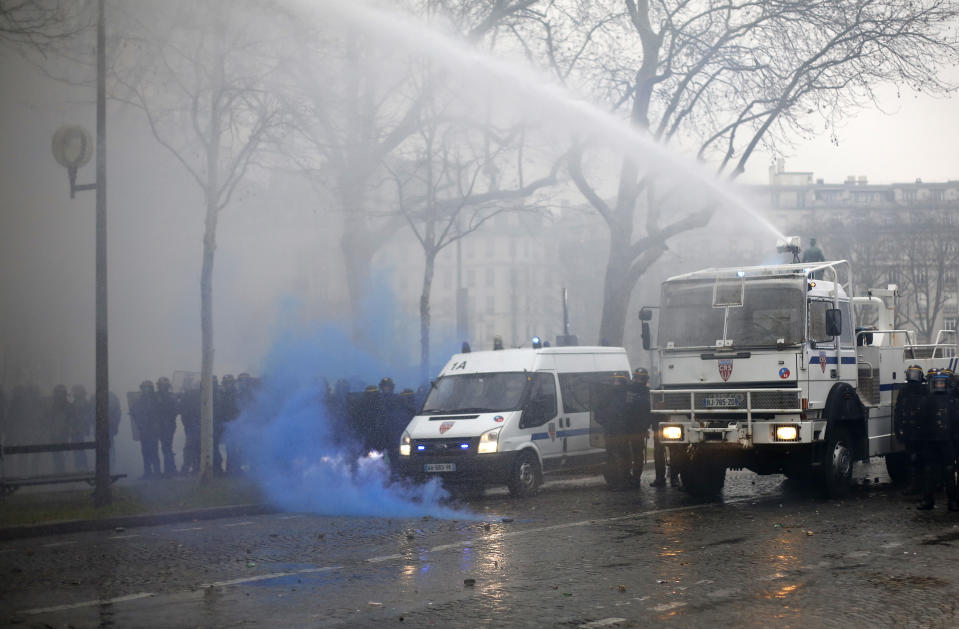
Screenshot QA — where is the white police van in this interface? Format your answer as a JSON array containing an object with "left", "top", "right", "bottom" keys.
[{"left": 396, "top": 345, "right": 632, "bottom": 497}]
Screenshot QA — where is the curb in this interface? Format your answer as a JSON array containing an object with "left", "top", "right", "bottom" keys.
[{"left": 0, "top": 503, "right": 278, "bottom": 541}]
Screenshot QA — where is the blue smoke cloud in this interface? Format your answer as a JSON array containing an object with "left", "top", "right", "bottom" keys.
[{"left": 227, "top": 291, "right": 476, "bottom": 520}]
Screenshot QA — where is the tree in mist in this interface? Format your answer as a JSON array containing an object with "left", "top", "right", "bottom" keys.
[
  {"left": 112, "top": 0, "right": 288, "bottom": 481},
  {"left": 510, "top": 0, "right": 959, "bottom": 345},
  {"left": 825, "top": 209, "right": 959, "bottom": 343},
  {"left": 0, "top": 0, "right": 84, "bottom": 54},
  {"left": 286, "top": 0, "right": 543, "bottom": 343},
  {"left": 387, "top": 85, "right": 558, "bottom": 381}
]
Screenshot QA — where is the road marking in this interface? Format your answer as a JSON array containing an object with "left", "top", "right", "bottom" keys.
[
  {"left": 21, "top": 592, "right": 155, "bottom": 615},
  {"left": 201, "top": 566, "right": 341, "bottom": 588},
  {"left": 111, "top": 534, "right": 141, "bottom": 540},
  {"left": 366, "top": 554, "right": 404, "bottom": 563},
  {"left": 415, "top": 498, "right": 754, "bottom": 557},
  {"left": 223, "top": 521, "right": 253, "bottom": 528},
  {"left": 277, "top": 515, "right": 304, "bottom": 520},
  {"left": 172, "top": 527, "right": 204, "bottom": 532},
  {"left": 41, "top": 541, "right": 78, "bottom": 548}
]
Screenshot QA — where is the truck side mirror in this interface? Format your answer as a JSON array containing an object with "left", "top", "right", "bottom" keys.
[
  {"left": 638, "top": 307, "right": 653, "bottom": 322},
  {"left": 642, "top": 321, "right": 651, "bottom": 350},
  {"left": 826, "top": 308, "right": 842, "bottom": 337}
]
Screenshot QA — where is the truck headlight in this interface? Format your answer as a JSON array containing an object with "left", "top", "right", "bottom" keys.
[
  {"left": 774, "top": 425, "right": 799, "bottom": 441},
  {"left": 661, "top": 425, "right": 683, "bottom": 441},
  {"left": 399, "top": 431, "right": 411, "bottom": 456},
  {"left": 477, "top": 427, "right": 501, "bottom": 454}
]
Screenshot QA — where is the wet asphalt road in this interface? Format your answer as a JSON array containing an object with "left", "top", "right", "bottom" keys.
[{"left": 4, "top": 462, "right": 959, "bottom": 628}]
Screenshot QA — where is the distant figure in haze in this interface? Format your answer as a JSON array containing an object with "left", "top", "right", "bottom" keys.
[
  {"left": 801, "top": 238, "right": 825, "bottom": 263},
  {"left": 131, "top": 380, "right": 161, "bottom": 479},
  {"left": 68, "top": 385, "right": 94, "bottom": 470},
  {"left": 179, "top": 380, "right": 201, "bottom": 475},
  {"left": 109, "top": 391, "right": 122, "bottom": 468},
  {"left": 155, "top": 377, "right": 179, "bottom": 477},
  {"left": 216, "top": 375, "right": 239, "bottom": 475},
  {"left": 48, "top": 385, "right": 71, "bottom": 474}
]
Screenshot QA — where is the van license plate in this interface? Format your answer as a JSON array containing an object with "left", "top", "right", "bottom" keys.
[{"left": 425, "top": 463, "right": 456, "bottom": 472}]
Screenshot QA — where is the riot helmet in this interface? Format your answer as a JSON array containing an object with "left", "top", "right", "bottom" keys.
[
  {"left": 633, "top": 367, "right": 649, "bottom": 385},
  {"left": 140, "top": 380, "right": 155, "bottom": 392},
  {"left": 927, "top": 369, "right": 950, "bottom": 393},
  {"left": 379, "top": 377, "right": 395, "bottom": 394},
  {"left": 156, "top": 376, "right": 172, "bottom": 392},
  {"left": 905, "top": 364, "right": 924, "bottom": 384},
  {"left": 932, "top": 370, "right": 951, "bottom": 395}
]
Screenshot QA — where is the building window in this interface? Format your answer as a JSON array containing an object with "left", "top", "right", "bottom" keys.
[
  {"left": 903, "top": 190, "right": 916, "bottom": 202},
  {"left": 466, "top": 269, "right": 475, "bottom": 288},
  {"left": 945, "top": 317, "right": 958, "bottom": 332},
  {"left": 931, "top": 189, "right": 945, "bottom": 202},
  {"left": 486, "top": 295, "right": 495, "bottom": 315},
  {"left": 486, "top": 238, "right": 495, "bottom": 256},
  {"left": 509, "top": 239, "right": 516, "bottom": 258},
  {"left": 486, "top": 268, "right": 495, "bottom": 287}
]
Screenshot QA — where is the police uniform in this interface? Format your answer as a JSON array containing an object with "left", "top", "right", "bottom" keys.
[
  {"left": 916, "top": 371, "right": 958, "bottom": 511},
  {"left": 894, "top": 366, "right": 926, "bottom": 494},
  {"left": 155, "top": 377, "right": 179, "bottom": 477},
  {"left": 131, "top": 381, "right": 161, "bottom": 478}
]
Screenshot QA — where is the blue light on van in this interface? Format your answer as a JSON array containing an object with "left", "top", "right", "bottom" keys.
[
  {"left": 417, "top": 445, "right": 426, "bottom": 451},
  {"left": 460, "top": 443, "right": 470, "bottom": 450}
]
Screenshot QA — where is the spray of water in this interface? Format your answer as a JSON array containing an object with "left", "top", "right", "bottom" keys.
[
  {"left": 227, "top": 289, "right": 479, "bottom": 521},
  {"left": 305, "top": 0, "right": 787, "bottom": 242}
]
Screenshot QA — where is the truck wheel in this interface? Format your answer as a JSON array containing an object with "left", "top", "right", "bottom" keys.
[
  {"left": 820, "top": 427, "right": 854, "bottom": 498},
  {"left": 681, "top": 458, "right": 726, "bottom": 497},
  {"left": 507, "top": 451, "right": 541, "bottom": 498},
  {"left": 884, "top": 451, "right": 910, "bottom": 485}
]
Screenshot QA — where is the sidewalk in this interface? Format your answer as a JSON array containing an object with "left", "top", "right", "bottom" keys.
[{"left": 0, "top": 475, "right": 272, "bottom": 541}]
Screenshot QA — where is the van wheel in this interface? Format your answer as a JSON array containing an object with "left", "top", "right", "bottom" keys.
[{"left": 507, "top": 451, "right": 541, "bottom": 498}]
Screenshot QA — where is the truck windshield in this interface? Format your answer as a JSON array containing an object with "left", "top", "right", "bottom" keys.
[
  {"left": 421, "top": 372, "right": 529, "bottom": 414},
  {"left": 659, "top": 277, "right": 805, "bottom": 350}
]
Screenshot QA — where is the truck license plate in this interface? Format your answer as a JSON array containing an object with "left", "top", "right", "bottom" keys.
[
  {"left": 703, "top": 395, "right": 741, "bottom": 408},
  {"left": 425, "top": 463, "right": 456, "bottom": 472}
]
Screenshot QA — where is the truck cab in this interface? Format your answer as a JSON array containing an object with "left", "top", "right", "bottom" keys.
[{"left": 647, "top": 260, "right": 956, "bottom": 496}]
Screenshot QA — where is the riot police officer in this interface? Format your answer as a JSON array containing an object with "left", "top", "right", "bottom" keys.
[
  {"left": 916, "top": 369, "right": 958, "bottom": 511},
  {"left": 131, "top": 380, "right": 160, "bottom": 478},
  {"left": 895, "top": 364, "right": 926, "bottom": 495},
  {"left": 155, "top": 376, "right": 179, "bottom": 477},
  {"left": 596, "top": 373, "right": 642, "bottom": 489}
]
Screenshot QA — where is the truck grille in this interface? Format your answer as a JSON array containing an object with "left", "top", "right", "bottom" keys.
[{"left": 652, "top": 389, "right": 802, "bottom": 413}]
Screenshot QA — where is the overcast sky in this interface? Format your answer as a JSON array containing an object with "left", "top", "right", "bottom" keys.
[{"left": 742, "top": 77, "right": 959, "bottom": 185}]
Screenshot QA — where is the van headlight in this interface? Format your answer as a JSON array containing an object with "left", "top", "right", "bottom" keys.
[
  {"left": 477, "top": 427, "right": 501, "bottom": 454},
  {"left": 399, "top": 431, "right": 411, "bottom": 457},
  {"left": 661, "top": 425, "right": 683, "bottom": 441}
]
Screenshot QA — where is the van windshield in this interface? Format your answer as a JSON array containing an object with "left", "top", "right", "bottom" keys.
[{"left": 422, "top": 372, "right": 529, "bottom": 414}]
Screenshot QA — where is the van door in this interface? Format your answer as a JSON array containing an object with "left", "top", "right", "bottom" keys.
[
  {"left": 557, "top": 372, "right": 594, "bottom": 455},
  {"left": 521, "top": 371, "right": 563, "bottom": 462}
]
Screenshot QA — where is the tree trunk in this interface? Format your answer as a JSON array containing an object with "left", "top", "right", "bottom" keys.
[
  {"left": 598, "top": 230, "right": 633, "bottom": 346},
  {"left": 199, "top": 203, "right": 217, "bottom": 483},
  {"left": 420, "top": 250, "right": 436, "bottom": 384}
]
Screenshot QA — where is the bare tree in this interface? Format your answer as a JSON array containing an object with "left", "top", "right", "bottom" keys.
[
  {"left": 285, "top": 0, "right": 545, "bottom": 343},
  {"left": 0, "top": 0, "right": 85, "bottom": 54},
  {"left": 387, "top": 88, "right": 558, "bottom": 380},
  {"left": 509, "top": 0, "right": 959, "bottom": 345},
  {"left": 112, "top": 0, "right": 288, "bottom": 480}
]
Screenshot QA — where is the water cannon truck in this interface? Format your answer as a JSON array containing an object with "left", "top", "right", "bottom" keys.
[{"left": 641, "top": 256, "right": 958, "bottom": 497}]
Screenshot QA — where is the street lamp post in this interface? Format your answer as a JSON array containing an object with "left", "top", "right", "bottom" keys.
[{"left": 51, "top": 0, "right": 110, "bottom": 507}]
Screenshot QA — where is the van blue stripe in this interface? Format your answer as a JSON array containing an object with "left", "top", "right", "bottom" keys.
[
  {"left": 531, "top": 427, "right": 592, "bottom": 441},
  {"left": 879, "top": 383, "right": 903, "bottom": 392}
]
